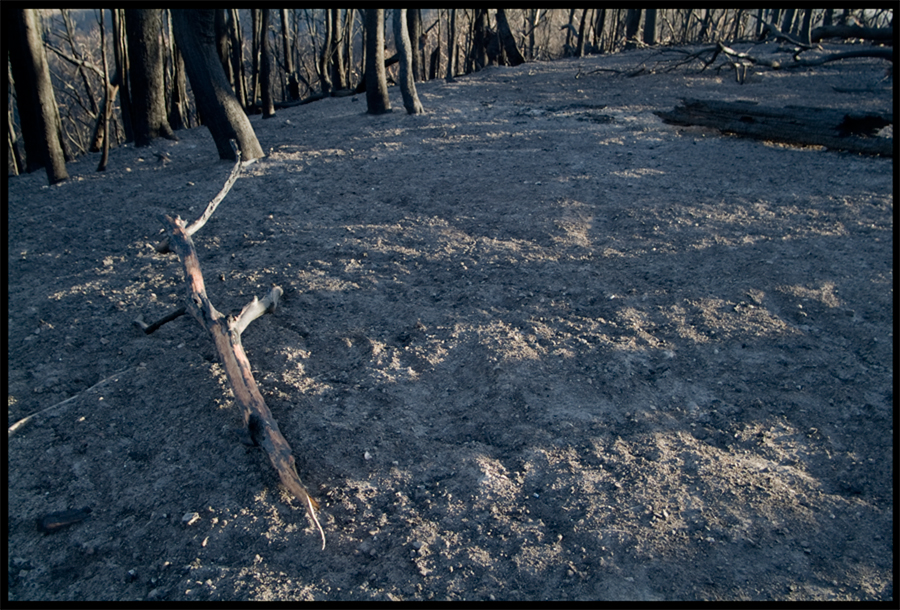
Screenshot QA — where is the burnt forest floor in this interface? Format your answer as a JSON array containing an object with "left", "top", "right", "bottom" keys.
[{"left": 7, "top": 44, "right": 894, "bottom": 601}]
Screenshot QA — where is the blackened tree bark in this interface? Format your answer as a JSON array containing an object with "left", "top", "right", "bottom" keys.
[
  {"left": 249, "top": 9, "right": 261, "bottom": 109},
  {"left": 446, "top": 9, "right": 458, "bottom": 80},
  {"left": 7, "top": 8, "right": 68, "bottom": 184},
  {"left": 319, "top": 9, "right": 334, "bottom": 95},
  {"left": 97, "top": 8, "right": 114, "bottom": 171},
  {"left": 564, "top": 9, "right": 577, "bottom": 53},
  {"left": 406, "top": 9, "right": 425, "bottom": 81},
  {"left": 593, "top": 9, "right": 606, "bottom": 53},
  {"left": 214, "top": 9, "right": 232, "bottom": 84},
  {"left": 393, "top": 9, "right": 424, "bottom": 114},
  {"left": 343, "top": 9, "right": 356, "bottom": 89},
  {"left": 528, "top": 9, "right": 541, "bottom": 59},
  {"left": 330, "top": 8, "right": 348, "bottom": 90},
  {"left": 281, "top": 9, "right": 300, "bottom": 100},
  {"left": 642, "top": 9, "right": 657, "bottom": 46},
  {"left": 496, "top": 9, "right": 526, "bottom": 66},
  {"left": 469, "top": 9, "right": 490, "bottom": 72},
  {"left": 125, "top": 9, "right": 176, "bottom": 147},
  {"left": 260, "top": 9, "right": 275, "bottom": 118},
  {"left": 364, "top": 9, "right": 390, "bottom": 114},
  {"left": 799, "top": 8, "right": 814, "bottom": 45},
  {"left": 167, "top": 10, "right": 190, "bottom": 131},
  {"left": 780, "top": 9, "right": 797, "bottom": 35},
  {"left": 228, "top": 9, "right": 249, "bottom": 109},
  {"left": 111, "top": 9, "right": 134, "bottom": 143},
  {"left": 171, "top": 9, "right": 264, "bottom": 161},
  {"left": 624, "top": 9, "right": 642, "bottom": 49},
  {"left": 576, "top": 8, "right": 590, "bottom": 57}
]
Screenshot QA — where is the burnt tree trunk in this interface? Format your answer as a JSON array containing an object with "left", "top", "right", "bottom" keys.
[
  {"left": 330, "top": 8, "right": 347, "bottom": 90},
  {"left": 393, "top": 9, "right": 424, "bottom": 114},
  {"left": 228, "top": 9, "right": 249, "bottom": 109},
  {"left": 643, "top": 9, "right": 657, "bottom": 46},
  {"left": 319, "top": 9, "right": 334, "bottom": 95},
  {"left": 496, "top": 9, "right": 526, "bottom": 66},
  {"left": 7, "top": 8, "right": 68, "bottom": 184},
  {"left": 166, "top": 10, "right": 190, "bottom": 131},
  {"left": 446, "top": 9, "right": 458, "bottom": 80},
  {"left": 125, "top": 9, "right": 176, "bottom": 146},
  {"left": 469, "top": 9, "right": 490, "bottom": 72},
  {"left": 260, "top": 8, "right": 276, "bottom": 118},
  {"left": 111, "top": 9, "right": 134, "bottom": 143},
  {"left": 811, "top": 24, "right": 894, "bottom": 43},
  {"left": 364, "top": 9, "right": 391, "bottom": 114},
  {"left": 624, "top": 9, "right": 642, "bottom": 49},
  {"left": 171, "top": 9, "right": 264, "bottom": 161},
  {"left": 406, "top": 9, "right": 424, "bottom": 81},
  {"left": 656, "top": 98, "right": 892, "bottom": 157}
]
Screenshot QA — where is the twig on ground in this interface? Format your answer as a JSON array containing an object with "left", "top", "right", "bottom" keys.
[{"left": 8, "top": 367, "right": 133, "bottom": 437}]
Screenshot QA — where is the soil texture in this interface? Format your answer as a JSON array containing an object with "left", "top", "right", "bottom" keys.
[{"left": 7, "top": 45, "right": 893, "bottom": 601}]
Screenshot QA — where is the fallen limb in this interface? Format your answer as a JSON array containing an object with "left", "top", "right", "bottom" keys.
[
  {"left": 159, "top": 213, "right": 325, "bottom": 549},
  {"left": 716, "top": 42, "right": 893, "bottom": 70}
]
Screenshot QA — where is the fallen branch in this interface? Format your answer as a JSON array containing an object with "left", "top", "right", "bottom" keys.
[
  {"left": 8, "top": 367, "right": 133, "bottom": 437},
  {"left": 716, "top": 42, "right": 893, "bottom": 70},
  {"left": 148, "top": 151, "right": 326, "bottom": 549},
  {"left": 756, "top": 19, "right": 819, "bottom": 50},
  {"left": 133, "top": 306, "right": 186, "bottom": 334}
]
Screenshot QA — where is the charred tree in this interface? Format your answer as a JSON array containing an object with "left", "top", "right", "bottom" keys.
[
  {"left": 446, "top": 9, "right": 458, "bottom": 80},
  {"left": 7, "top": 8, "right": 68, "bottom": 184},
  {"left": 330, "top": 8, "right": 348, "bottom": 91},
  {"left": 469, "top": 9, "right": 490, "bottom": 72},
  {"left": 406, "top": 9, "right": 425, "bottom": 81},
  {"left": 364, "top": 9, "right": 391, "bottom": 114},
  {"left": 228, "top": 9, "right": 249, "bottom": 109},
  {"left": 643, "top": 9, "right": 657, "bottom": 46},
  {"left": 167, "top": 10, "right": 190, "bottom": 131},
  {"left": 811, "top": 23, "right": 894, "bottom": 43},
  {"left": 214, "top": 9, "right": 232, "bottom": 84},
  {"left": 111, "top": 9, "right": 134, "bottom": 143},
  {"left": 495, "top": 9, "right": 526, "bottom": 66},
  {"left": 393, "top": 9, "right": 424, "bottom": 114},
  {"left": 576, "top": 9, "right": 590, "bottom": 57},
  {"left": 281, "top": 9, "right": 300, "bottom": 100},
  {"left": 624, "top": 9, "right": 642, "bottom": 49},
  {"left": 319, "top": 9, "right": 334, "bottom": 95},
  {"left": 260, "top": 9, "right": 276, "bottom": 118},
  {"left": 171, "top": 9, "right": 264, "bottom": 161},
  {"left": 125, "top": 9, "right": 176, "bottom": 146},
  {"left": 97, "top": 9, "right": 114, "bottom": 171}
]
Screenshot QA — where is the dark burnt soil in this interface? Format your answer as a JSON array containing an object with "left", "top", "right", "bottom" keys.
[{"left": 7, "top": 45, "right": 893, "bottom": 601}]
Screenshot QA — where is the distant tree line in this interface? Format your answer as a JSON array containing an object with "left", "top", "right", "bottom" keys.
[{"left": 6, "top": 8, "right": 893, "bottom": 183}]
